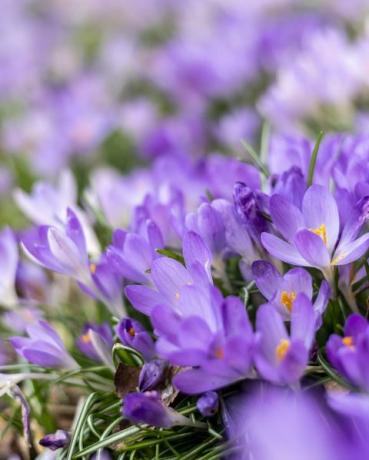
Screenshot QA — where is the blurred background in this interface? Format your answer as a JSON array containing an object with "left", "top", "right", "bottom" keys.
[{"left": 1, "top": 1, "right": 369, "bottom": 199}]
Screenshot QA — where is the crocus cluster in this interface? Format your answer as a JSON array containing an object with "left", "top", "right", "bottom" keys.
[{"left": 2, "top": 2, "right": 369, "bottom": 459}]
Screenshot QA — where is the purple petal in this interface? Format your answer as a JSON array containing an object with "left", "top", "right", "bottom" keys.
[
  {"left": 294, "top": 229, "right": 330, "bottom": 268},
  {"left": 221, "top": 296, "right": 252, "bottom": 337},
  {"left": 125, "top": 285, "right": 164, "bottom": 315},
  {"left": 151, "top": 257, "right": 193, "bottom": 303},
  {"left": 261, "top": 233, "right": 310, "bottom": 266},
  {"left": 344, "top": 314, "right": 368, "bottom": 337},
  {"left": 270, "top": 194, "right": 304, "bottom": 241},
  {"left": 65, "top": 208, "right": 87, "bottom": 260},
  {"left": 290, "top": 293, "right": 315, "bottom": 349},
  {"left": 182, "top": 231, "right": 211, "bottom": 274},
  {"left": 282, "top": 268, "right": 312, "bottom": 299},
  {"left": 302, "top": 185, "right": 339, "bottom": 252},
  {"left": 256, "top": 303, "right": 287, "bottom": 361},
  {"left": 278, "top": 340, "right": 308, "bottom": 384},
  {"left": 333, "top": 233, "right": 369, "bottom": 266},
  {"left": 174, "top": 369, "right": 233, "bottom": 394},
  {"left": 252, "top": 260, "right": 282, "bottom": 300}
]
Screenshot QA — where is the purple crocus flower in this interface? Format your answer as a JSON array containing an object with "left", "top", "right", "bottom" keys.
[
  {"left": 125, "top": 231, "right": 212, "bottom": 316},
  {"left": 10, "top": 320, "right": 77, "bottom": 369},
  {"left": 106, "top": 227, "right": 160, "bottom": 284},
  {"left": 116, "top": 318, "right": 155, "bottom": 361},
  {"left": 39, "top": 430, "right": 70, "bottom": 451},
  {"left": 233, "top": 182, "right": 269, "bottom": 243},
  {"left": 186, "top": 202, "right": 226, "bottom": 256},
  {"left": 14, "top": 170, "right": 99, "bottom": 256},
  {"left": 271, "top": 166, "right": 306, "bottom": 209},
  {"left": 255, "top": 293, "right": 315, "bottom": 385},
  {"left": 89, "top": 258, "right": 126, "bottom": 317},
  {"left": 21, "top": 208, "right": 94, "bottom": 287},
  {"left": 153, "top": 288, "right": 255, "bottom": 394},
  {"left": 197, "top": 391, "right": 219, "bottom": 417},
  {"left": 76, "top": 323, "right": 113, "bottom": 363},
  {"left": 123, "top": 391, "right": 192, "bottom": 428},
  {"left": 4, "top": 306, "right": 44, "bottom": 333},
  {"left": 252, "top": 260, "right": 330, "bottom": 326},
  {"left": 138, "top": 359, "right": 167, "bottom": 392},
  {"left": 261, "top": 185, "right": 369, "bottom": 283},
  {"left": 326, "top": 314, "right": 369, "bottom": 390}
]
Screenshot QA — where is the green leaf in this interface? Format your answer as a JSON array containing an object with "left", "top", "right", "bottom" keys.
[{"left": 307, "top": 130, "right": 325, "bottom": 186}]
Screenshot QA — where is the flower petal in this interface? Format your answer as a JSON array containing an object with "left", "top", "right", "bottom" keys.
[
  {"left": 294, "top": 229, "right": 330, "bottom": 268},
  {"left": 261, "top": 232, "right": 310, "bottom": 266},
  {"left": 252, "top": 260, "right": 282, "bottom": 300},
  {"left": 332, "top": 233, "right": 369, "bottom": 266},
  {"left": 270, "top": 194, "right": 304, "bottom": 241},
  {"left": 302, "top": 185, "right": 339, "bottom": 252}
]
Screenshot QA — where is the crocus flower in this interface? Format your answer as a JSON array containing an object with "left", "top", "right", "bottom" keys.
[
  {"left": 125, "top": 231, "right": 212, "bottom": 316},
  {"left": 252, "top": 260, "right": 330, "bottom": 325},
  {"left": 76, "top": 323, "right": 113, "bottom": 363},
  {"left": 261, "top": 185, "right": 369, "bottom": 283},
  {"left": 14, "top": 170, "right": 99, "bottom": 256},
  {"left": 4, "top": 306, "right": 44, "bottom": 333},
  {"left": 123, "top": 391, "right": 193, "bottom": 428},
  {"left": 326, "top": 314, "right": 369, "bottom": 390},
  {"left": 152, "top": 288, "right": 255, "bottom": 394},
  {"left": 255, "top": 293, "right": 315, "bottom": 385},
  {"left": 10, "top": 320, "right": 77, "bottom": 369},
  {"left": 116, "top": 318, "right": 155, "bottom": 361},
  {"left": 39, "top": 430, "right": 70, "bottom": 451},
  {"left": 138, "top": 359, "right": 167, "bottom": 392},
  {"left": 197, "top": 391, "right": 219, "bottom": 417},
  {"left": 233, "top": 182, "right": 269, "bottom": 243},
  {"left": 0, "top": 227, "right": 18, "bottom": 308},
  {"left": 21, "top": 208, "right": 94, "bottom": 286},
  {"left": 106, "top": 228, "right": 160, "bottom": 284}
]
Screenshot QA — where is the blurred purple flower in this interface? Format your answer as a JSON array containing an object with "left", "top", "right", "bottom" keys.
[
  {"left": 116, "top": 318, "right": 155, "bottom": 361},
  {"left": 10, "top": 320, "right": 77, "bottom": 369}
]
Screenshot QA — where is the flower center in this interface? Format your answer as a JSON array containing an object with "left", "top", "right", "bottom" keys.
[
  {"left": 89, "top": 263, "right": 97, "bottom": 274},
  {"left": 81, "top": 332, "right": 91, "bottom": 344},
  {"left": 309, "top": 224, "right": 327, "bottom": 245},
  {"left": 128, "top": 326, "right": 136, "bottom": 337},
  {"left": 280, "top": 291, "right": 297, "bottom": 312},
  {"left": 214, "top": 346, "right": 224, "bottom": 359},
  {"left": 342, "top": 336, "right": 354, "bottom": 348},
  {"left": 275, "top": 338, "right": 290, "bottom": 362}
]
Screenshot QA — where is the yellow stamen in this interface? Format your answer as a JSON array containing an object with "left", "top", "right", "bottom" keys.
[
  {"left": 309, "top": 224, "right": 327, "bottom": 245},
  {"left": 280, "top": 291, "right": 297, "bottom": 312},
  {"left": 90, "top": 263, "right": 97, "bottom": 274},
  {"left": 128, "top": 327, "right": 135, "bottom": 337},
  {"left": 275, "top": 339, "right": 290, "bottom": 362},
  {"left": 175, "top": 292, "right": 180, "bottom": 300},
  {"left": 342, "top": 336, "right": 354, "bottom": 348},
  {"left": 81, "top": 332, "right": 91, "bottom": 344}
]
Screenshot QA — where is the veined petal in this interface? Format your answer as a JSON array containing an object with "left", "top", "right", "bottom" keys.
[
  {"left": 151, "top": 257, "right": 193, "bottom": 304},
  {"left": 294, "top": 229, "right": 330, "bottom": 268},
  {"left": 332, "top": 233, "right": 369, "bottom": 266},
  {"left": 125, "top": 285, "right": 164, "bottom": 315},
  {"left": 302, "top": 185, "right": 339, "bottom": 252},
  {"left": 256, "top": 303, "right": 287, "bottom": 362},
  {"left": 252, "top": 260, "right": 282, "bottom": 300},
  {"left": 291, "top": 293, "right": 315, "bottom": 349},
  {"left": 261, "top": 232, "right": 310, "bottom": 266},
  {"left": 270, "top": 194, "right": 304, "bottom": 241}
]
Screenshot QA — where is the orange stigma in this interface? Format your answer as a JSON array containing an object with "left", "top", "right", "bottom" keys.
[
  {"left": 81, "top": 332, "right": 91, "bottom": 344},
  {"left": 342, "top": 336, "right": 354, "bottom": 348},
  {"left": 89, "top": 263, "right": 97, "bottom": 274},
  {"left": 275, "top": 339, "right": 290, "bottom": 362},
  {"left": 214, "top": 347, "right": 224, "bottom": 359},
  {"left": 128, "top": 327, "right": 135, "bottom": 337},
  {"left": 280, "top": 291, "right": 297, "bottom": 312}
]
